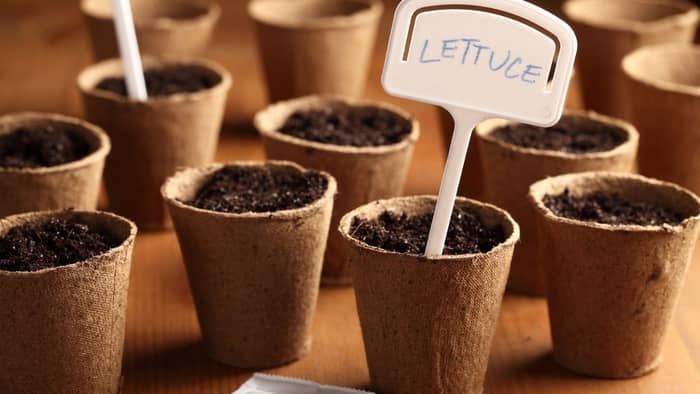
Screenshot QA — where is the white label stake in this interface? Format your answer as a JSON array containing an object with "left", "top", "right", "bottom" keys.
[
  {"left": 112, "top": 0, "right": 148, "bottom": 101},
  {"left": 382, "top": 0, "right": 577, "bottom": 256}
]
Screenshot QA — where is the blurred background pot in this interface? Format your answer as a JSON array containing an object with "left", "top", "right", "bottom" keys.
[
  {"left": 563, "top": 0, "right": 698, "bottom": 117},
  {"left": 249, "top": 0, "right": 383, "bottom": 102},
  {"left": 623, "top": 43, "right": 700, "bottom": 196},
  {"left": 81, "top": 0, "right": 220, "bottom": 60}
]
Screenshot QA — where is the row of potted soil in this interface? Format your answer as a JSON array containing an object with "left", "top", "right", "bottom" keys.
[
  {"left": 77, "top": 0, "right": 700, "bottom": 133},
  {"left": 1, "top": 161, "right": 699, "bottom": 393},
  {"left": 80, "top": 0, "right": 384, "bottom": 102},
  {"left": 0, "top": 63, "right": 689, "bottom": 295},
  {"left": 1, "top": 87, "right": 699, "bottom": 393},
  {"left": 76, "top": 0, "right": 700, "bottom": 217}
]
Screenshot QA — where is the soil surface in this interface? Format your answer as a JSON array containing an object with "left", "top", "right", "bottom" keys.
[
  {"left": 189, "top": 165, "right": 328, "bottom": 213},
  {"left": 543, "top": 189, "right": 685, "bottom": 226},
  {"left": 491, "top": 116, "right": 627, "bottom": 153},
  {"left": 0, "top": 217, "right": 119, "bottom": 272},
  {"left": 278, "top": 103, "right": 413, "bottom": 147},
  {"left": 350, "top": 206, "right": 506, "bottom": 255},
  {"left": 96, "top": 65, "right": 220, "bottom": 97},
  {"left": 0, "top": 124, "right": 92, "bottom": 168}
]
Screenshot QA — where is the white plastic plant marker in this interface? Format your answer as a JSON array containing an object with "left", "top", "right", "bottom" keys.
[
  {"left": 382, "top": 0, "right": 577, "bottom": 256},
  {"left": 232, "top": 373, "right": 374, "bottom": 394},
  {"left": 112, "top": 0, "right": 148, "bottom": 101}
]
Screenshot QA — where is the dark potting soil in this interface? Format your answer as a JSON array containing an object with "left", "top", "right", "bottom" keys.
[
  {"left": 0, "top": 217, "right": 119, "bottom": 272},
  {"left": 491, "top": 116, "right": 627, "bottom": 154},
  {"left": 96, "top": 65, "right": 220, "bottom": 97},
  {"left": 543, "top": 189, "right": 685, "bottom": 226},
  {"left": 349, "top": 207, "right": 506, "bottom": 255},
  {"left": 189, "top": 165, "right": 328, "bottom": 214},
  {"left": 278, "top": 103, "right": 413, "bottom": 147},
  {"left": 0, "top": 124, "right": 92, "bottom": 169}
]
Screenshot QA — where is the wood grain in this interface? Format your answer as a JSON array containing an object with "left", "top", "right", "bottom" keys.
[{"left": 0, "top": 1, "right": 698, "bottom": 393}]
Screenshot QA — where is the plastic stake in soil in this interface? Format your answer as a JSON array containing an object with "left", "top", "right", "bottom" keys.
[{"left": 112, "top": 0, "right": 147, "bottom": 100}]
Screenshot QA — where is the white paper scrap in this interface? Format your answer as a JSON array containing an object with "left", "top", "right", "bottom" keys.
[{"left": 232, "top": 373, "right": 374, "bottom": 394}]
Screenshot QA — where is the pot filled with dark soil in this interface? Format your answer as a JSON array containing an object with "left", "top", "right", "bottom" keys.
[
  {"left": 623, "top": 43, "right": 700, "bottom": 196},
  {"left": 161, "top": 161, "right": 336, "bottom": 367},
  {"left": 563, "top": 0, "right": 699, "bottom": 117},
  {"left": 476, "top": 111, "right": 638, "bottom": 295},
  {"left": 255, "top": 95, "right": 419, "bottom": 285},
  {"left": 0, "top": 209, "right": 137, "bottom": 393},
  {"left": 0, "top": 112, "right": 110, "bottom": 217},
  {"left": 78, "top": 56, "right": 232, "bottom": 229},
  {"left": 436, "top": 70, "right": 585, "bottom": 200},
  {"left": 248, "top": 0, "right": 383, "bottom": 101},
  {"left": 529, "top": 172, "right": 700, "bottom": 378},
  {"left": 339, "top": 196, "right": 519, "bottom": 394},
  {"left": 81, "top": 0, "right": 220, "bottom": 60}
]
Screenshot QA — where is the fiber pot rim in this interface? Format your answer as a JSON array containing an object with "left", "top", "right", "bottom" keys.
[
  {"left": 0, "top": 112, "right": 111, "bottom": 175},
  {"left": 528, "top": 171, "right": 700, "bottom": 233},
  {"left": 161, "top": 160, "right": 338, "bottom": 221},
  {"left": 475, "top": 110, "right": 639, "bottom": 160},
  {"left": 563, "top": 0, "right": 699, "bottom": 34},
  {"left": 338, "top": 195, "right": 520, "bottom": 261},
  {"left": 80, "top": 0, "right": 221, "bottom": 30},
  {"left": 254, "top": 95, "right": 420, "bottom": 155},
  {"left": 0, "top": 209, "right": 137, "bottom": 277},
  {"left": 77, "top": 56, "right": 233, "bottom": 105},
  {"left": 622, "top": 43, "right": 700, "bottom": 96},
  {"left": 248, "top": 0, "right": 383, "bottom": 30}
]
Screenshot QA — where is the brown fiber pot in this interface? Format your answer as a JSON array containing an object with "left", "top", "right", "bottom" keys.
[
  {"left": 476, "top": 111, "right": 639, "bottom": 295},
  {"left": 255, "top": 95, "right": 419, "bottom": 285},
  {"left": 437, "top": 70, "right": 585, "bottom": 200},
  {"left": 78, "top": 56, "right": 231, "bottom": 230},
  {"left": 248, "top": 0, "right": 383, "bottom": 101},
  {"left": 622, "top": 43, "right": 700, "bottom": 196},
  {"left": 0, "top": 210, "right": 137, "bottom": 393},
  {"left": 0, "top": 112, "right": 110, "bottom": 218},
  {"left": 162, "top": 161, "right": 336, "bottom": 367},
  {"left": 563, "top": 0, "right": 699, "bottom": 117},
  {"left": 81, "top": 0, "right": 220, "bottom": 61},
  {"left": 339, "top": 196, "right": 520, "bottom": 394},
  {"left": 529, "top": 172, "right": 700, "bottom": 378}
]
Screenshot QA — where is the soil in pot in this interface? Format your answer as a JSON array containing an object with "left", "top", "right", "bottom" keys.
[
  {"left": 350, "top": 207, "right": 506, "bottom": 255},
  {"left": 490, "top": 116, "right": 627, "bottom": 154},
  {"left": 278, "top": 102, "right": 413, "bottom": 147},
  {"left": 0, "top": 124, "right": 93, "bottom": 168},
  {"left": 0, "top": 217, "right": 119, "bottom": 272},
  {"left": 543, "top": 189, "right": 685, "bottom": 226},
  {"left": 187, "top": 164, "right": 328, "bottom": 213},
  {"left": 96, "top": 65, "right": 221, "bottom": 97}
]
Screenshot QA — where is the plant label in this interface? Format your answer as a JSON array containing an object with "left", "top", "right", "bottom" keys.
[{"left": 381, "top": 0, "right": 577, "bottom": 255}]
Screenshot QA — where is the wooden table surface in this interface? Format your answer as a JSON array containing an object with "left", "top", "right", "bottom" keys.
[{"left": 1, "top": 1, "right": 699, "bottom": 393}]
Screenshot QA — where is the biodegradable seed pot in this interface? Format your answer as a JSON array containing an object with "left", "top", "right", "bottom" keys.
[
  {"left": 562, "top": 0, "right": 699, "bottom": 117},
  {"left": 81, "top": 0, "right": 220, "bottom": 61},
  {"left": 623, "top": 43, "right": 700, "bottom": 196},
  {"left": 78, "top": 56, "right": 231, "bottom": 230},
  {"left": 254, "top": 95, "right": 419, "bottom": 285},
  {"left": 529, "top": 172, "right": 700, "bottom": 378},
  {"left": 161, "top": 161, "right": 336, "bottom": 367},
  {"left": 0, "top": 112, "right": 110, "bottom": 218},
  {"left": 339, "top": 196, "right": 519, "bottom": 394},
  {"left": 437, "top": 70, "right": 585, "bottom": 201},
  {"left": 248, "top": 0, "right": 383, "bottom": 101},
  {"left": 0, "top": 210, "right": 137, "bottom": 393},
  {"left": 476, "top": 111, "right": 638, "bottom": 295}
]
